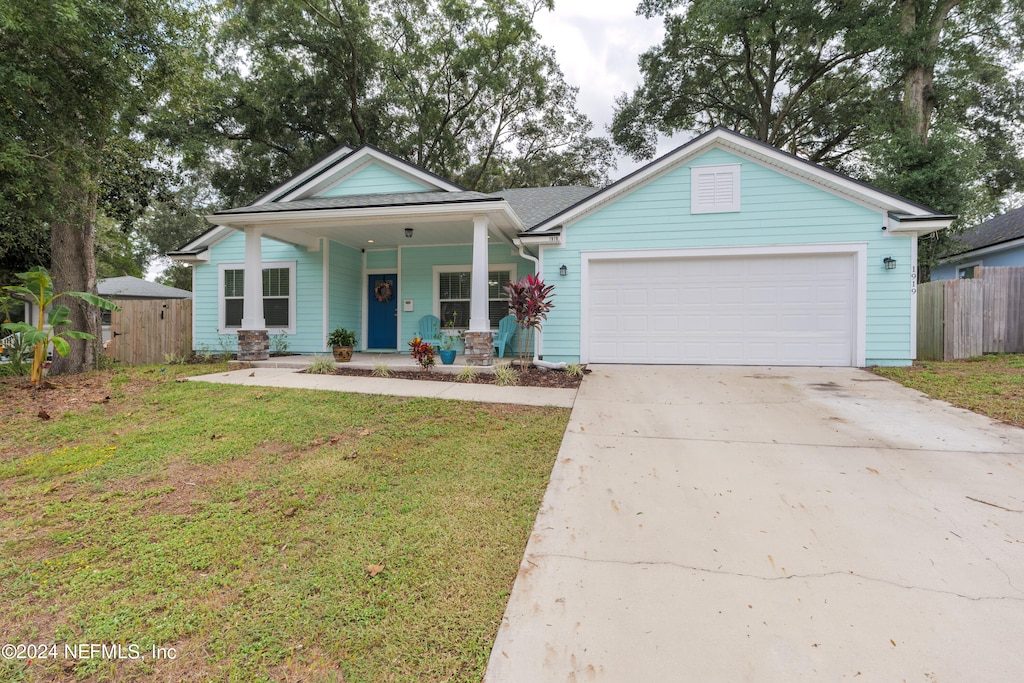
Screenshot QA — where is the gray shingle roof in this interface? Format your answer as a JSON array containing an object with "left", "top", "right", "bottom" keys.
[
  {"left": 946, "top": 206, "right": 1024, "bottom": 256},
  {"left": 98, "top": 276, "right": 191, "bottom": 299},
  {"left": 488, "top": 186, "right": 600, "bottom": 229},
  {"left": 214, "top": 191, "right": 499, "bottom": 215}
]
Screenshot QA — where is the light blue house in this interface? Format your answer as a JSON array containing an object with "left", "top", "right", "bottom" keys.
[
  {"left": 170, "top": 128, "right": 953, "bottom": 367},
  {"left": 930, "top": 206, "right": 1024, "bottom": 280}
]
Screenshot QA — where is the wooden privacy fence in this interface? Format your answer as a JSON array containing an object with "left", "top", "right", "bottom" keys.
[
  {"left": 917, "top": 266, "right": 1024, "bottom": 361},
  {"left": 108, "top": 298, "right": 192, "bottom": 365}
]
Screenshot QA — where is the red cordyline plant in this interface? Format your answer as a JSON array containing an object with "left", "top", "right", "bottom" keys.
[
  {"left": 408, "top": 336, "right": 436, "bottom": 370},
  {"left": 503, "top": 273, "right": 555, "bottom": 367}
]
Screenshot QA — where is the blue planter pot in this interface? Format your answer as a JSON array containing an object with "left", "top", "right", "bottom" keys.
[{"left": 439, "top": 349, "right": 457, "bottom": 365}]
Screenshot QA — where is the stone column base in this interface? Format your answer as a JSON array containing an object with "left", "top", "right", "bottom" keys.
[
  {"left": 237, "top": 329, "right": 269, "bottom": 361},
  {"left": 463, "top": 330, "right": 495, "bottom": 366}
]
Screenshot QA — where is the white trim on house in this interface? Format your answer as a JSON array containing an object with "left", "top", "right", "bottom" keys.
[
  {"left": 956, "top": 260, "right": 984, "bottom": 278},
  {"left": 278, "top": 146, "right": 464, "bottom": 202},
  {"left": 431, "top": 263, "right": 517, "bottom": 329},
  {"left": 531, "top": 128, "right": 952, "bottom": 235},
  {"left": 937, "top": 236, "right": 1024, "bottom": 264},
  {"left": 690, "top": 163, "right": 741, "bottom": 214},
  {"left": 252, "top": 145, "right": 356, "bottom": 205},
  {"left": 911, "top": 235, "right": 918, "bottom": 359},
  {"left": 578, "top": 243, "right": 868, "bottom": 366},
  {"left": 217, "top": 260, "right": 297, "bottom": 335},
  {"left": 322, "top": 240, "right": 330, "bottom": 352}
]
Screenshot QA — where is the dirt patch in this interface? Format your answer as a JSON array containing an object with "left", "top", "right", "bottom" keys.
[
  {"left": 0, "top": 371, "right": 152, "bottom": 423},
  {"left": 330, "top": 365, "right": 586, "bottom": 389}
]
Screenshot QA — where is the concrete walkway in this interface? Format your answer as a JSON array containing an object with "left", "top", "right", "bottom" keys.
[
  {"left": 485, "top": 365, "right": 1024, "bottom": 682},
  {"left": 187, "top": 367, "right": 576, "bottom": 408}
]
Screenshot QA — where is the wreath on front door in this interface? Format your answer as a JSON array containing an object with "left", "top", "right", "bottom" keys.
[{"left": 374, "top": 279, "right": 394, "bottom": 303}]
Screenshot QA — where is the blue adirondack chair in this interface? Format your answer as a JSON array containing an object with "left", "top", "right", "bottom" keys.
[
  {"left": 417, "top": 314, "right": 442, "bottom": 349},
  {"left": 493, "top": 314, "right": 517, "bottom": 358}
]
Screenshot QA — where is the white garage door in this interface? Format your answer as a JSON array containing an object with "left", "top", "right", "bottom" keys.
[{"left": 586, "top": 253, "right": 857, "bottom": 366}]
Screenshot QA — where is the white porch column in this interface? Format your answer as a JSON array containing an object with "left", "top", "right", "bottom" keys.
[
  {"left": 469, "top": 216, "right": 491, "bottom": 331},
  {"left": 241, "top": 227, "right": 266, "bottom": 330}
]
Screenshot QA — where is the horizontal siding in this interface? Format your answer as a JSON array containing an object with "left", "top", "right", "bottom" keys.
[
  {"left": 329, "top": 240, "right": 362, "bottom": 350},
  {"left": 317, "top": 162, "right": 435, "bottom": 197},
  {"left": 398, "top": 244, "right": 532, "bottom": 348},
  {"left": 193, "top": 232, "right": 325, "bottom": 354},
  {"left": 366, "top": 249, "right": 398, "bottom": 270},
  {"left": 543, "top": 147, "right": 915, "bottom": 365}
]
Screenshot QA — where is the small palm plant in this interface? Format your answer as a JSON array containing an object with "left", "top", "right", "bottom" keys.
[{"left": 2, "top": 267, "right": 120, "bottom": 387}]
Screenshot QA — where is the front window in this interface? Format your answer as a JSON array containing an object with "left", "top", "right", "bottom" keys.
[
  {"left": 437, "top": 269, "right": 512, "bottom": 329},
  {"left": 220, "top": 263, "right": 295, "bottom": 333}
]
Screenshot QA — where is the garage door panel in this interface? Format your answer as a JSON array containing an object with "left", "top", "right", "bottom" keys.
[{"left": 587, "top": 252, "right": 856, "bottom": 366}]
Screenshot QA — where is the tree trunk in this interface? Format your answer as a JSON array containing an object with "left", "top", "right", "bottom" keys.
[
  {"left": 902, "top": 63, "right": 935, "bottom": 144},
  {"left": 48, "top": 183, "right": 99, "bottom": 376}
]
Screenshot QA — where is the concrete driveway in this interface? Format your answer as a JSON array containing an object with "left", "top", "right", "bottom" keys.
[{"left": 485, "top": 365, "right": 1024, "bottom": 682}]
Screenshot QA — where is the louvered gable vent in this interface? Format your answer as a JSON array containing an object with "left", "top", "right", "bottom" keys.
[{"left": 691, "top": 164, "right": 740, "bottom": 214}]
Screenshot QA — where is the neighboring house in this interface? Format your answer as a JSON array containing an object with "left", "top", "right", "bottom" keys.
[
  {"left": 22, "top": 275, "right": 192, "bottom": 343},
  {"left": 930, "top": 206, "right": 1024, "bottom": 280},
  {"left": 169, "top": 127, "right": 954, "bottom": 367}
]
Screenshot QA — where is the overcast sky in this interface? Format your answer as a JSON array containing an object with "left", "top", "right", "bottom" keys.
[{"left": 534, "top": 0, "right": 690, "bottom": 179}]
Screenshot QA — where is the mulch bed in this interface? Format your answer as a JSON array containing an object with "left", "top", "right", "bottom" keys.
[{"left": 331, "top": 365, "right": 587, "bottom": 389}]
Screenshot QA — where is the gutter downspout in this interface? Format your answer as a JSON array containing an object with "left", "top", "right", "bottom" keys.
[{"left": 513, "top": 239, "right": 567, "bottom": 370}]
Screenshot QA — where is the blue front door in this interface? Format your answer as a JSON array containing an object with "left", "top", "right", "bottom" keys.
[{"left": 367, "top": 274, "right": 398, "bottom": 348}]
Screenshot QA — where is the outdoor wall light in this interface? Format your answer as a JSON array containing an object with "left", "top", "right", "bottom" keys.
[
  {"left": 883, "top": 256, "right": 897, "bottom": 270},
  {"left": 405, "top": 227, "right": 414, "bottom": 238},
  {"left": 559, "top": 264, "right": 568, "bottom": 277}
]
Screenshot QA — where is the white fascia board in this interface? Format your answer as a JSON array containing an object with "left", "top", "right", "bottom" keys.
[
  {"left": 167, "top": 250, "right": 209, "bottom": 264},
  {"left": 517, "top": 232, "right": 564, "bottom": 247},
  {"left": 176, "top": 224, "right": 236, "bottom": 253},
  {"left": 885, "top": 216, "right": 955, "bottom": 235},
  {"left": 937, "top": 235, "right": 1024, "bottom": 263},
  {"left": 208, "top": 201, "right": 525, "bottom": 232},
  {"left": 532, "top": 128, "right": 944, "bottom": 233},
  {"left": 252, "top": 145, "right": 355, "bottom": 205},
  {"left": 279, "top": 147, "right": 464, "bottom": 203}
]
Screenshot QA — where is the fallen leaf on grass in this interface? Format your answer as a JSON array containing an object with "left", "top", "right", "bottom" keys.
[
  {"left": 37, "top": 409, "right": 50, "bottom": 420},
  {"left": 344, "top": 450, "right": 358, "bottom": 460},
  {"left": 357, "top": 428, "right": 371, "bottom": 437},
  {"left": 366, "top": 564, "right": 384, "bottom": 578},
  {"left": 283, "top": 507, "right": 296, "bottom": 517}
]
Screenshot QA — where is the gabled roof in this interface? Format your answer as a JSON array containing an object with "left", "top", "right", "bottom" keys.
[
  {"left": 526, "top": 127, "right": 955, "bottom": 235},
  {"left": 256, "top": 144, "right": 466, "bottom": 205},
  {"left": 98, "top": 276, "right": 191, "bottom": 299},
  {"left": 942, "top": 206, "right": 1024, "bottom": 258}
]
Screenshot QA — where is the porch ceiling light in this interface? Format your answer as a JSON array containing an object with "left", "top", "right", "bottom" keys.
[
  {"left": 405, "top": 227, "right": 414, "bottom": 238},
  {"left": 883, "top": 256, "right": 896, "bottom": 270},
  {"left": 367, "top": 239, "right": 374, "bottom": 244}
]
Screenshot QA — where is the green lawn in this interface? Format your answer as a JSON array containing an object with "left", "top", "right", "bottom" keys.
[
  {"left": 0, "top": 364, "right": 569, "bottom": 682},
  {"left": 872, "top": 354, "right": 1024, "bottom": 428}
]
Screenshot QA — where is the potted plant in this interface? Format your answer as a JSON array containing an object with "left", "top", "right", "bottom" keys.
[
  {"left": 438, "top": 311, "right": 460, "bottom": 365},
  {"left": 327, "top": 327, "right": 357, "bottom": 362}
]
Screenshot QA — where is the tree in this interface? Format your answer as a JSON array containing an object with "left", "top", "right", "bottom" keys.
[
  {"left": 0, "top": 0, "right": 208, "bottom": 374},
  {"left": 163, "top": 0, "right": 612, "bottom": 207},
  {"left": 615, "top": 0, "right": 1024, "bottom": 274},
  {"left": 613, "top": 0, "right": 890, "bottom": 167}
]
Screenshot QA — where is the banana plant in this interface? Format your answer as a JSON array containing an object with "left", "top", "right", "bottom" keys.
[{"left": 2, "top": 266, "right": 120, "bottom": 387}]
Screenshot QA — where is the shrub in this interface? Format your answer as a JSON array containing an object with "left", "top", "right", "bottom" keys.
[
  {"left": 456, "top": 366, "right": 478, "bottom": 383},
  {"left": 408, "top": 337, "right": 436, "bottom": 371},
  {"left": 494, "top": 363, "right": 518, "bottom": 386},
  {"left": 307, "top": 355, "right": 336, "bottom": 374}
]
